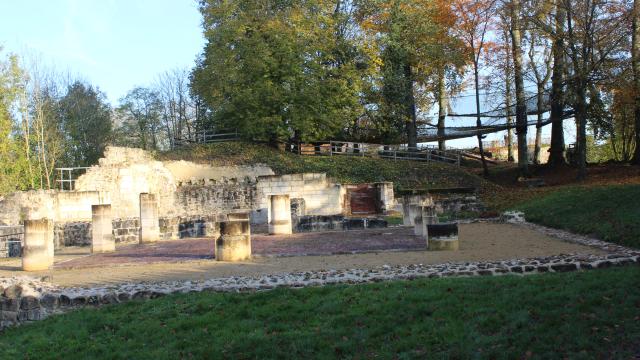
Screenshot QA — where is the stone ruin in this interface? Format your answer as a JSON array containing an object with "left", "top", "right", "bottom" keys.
[{"left": 0, "top": 147, "right": 398, "bottom": 260}]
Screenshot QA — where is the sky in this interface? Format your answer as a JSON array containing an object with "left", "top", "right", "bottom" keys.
[
  {"left": 0, "top": 0, "right": 204, "bottom": 104},
  {"left": 0, "top": 0, "right": 566, "bottom": 149}
]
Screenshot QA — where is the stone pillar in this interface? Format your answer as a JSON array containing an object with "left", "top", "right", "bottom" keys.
[
  {"left": 402, "top": 196, "right": 416, "bottom": 226},
  {"left": 402, "top": 194, "right": 432, "bottom": 226},
  {"left": 413, "top": 206, "right": 426, "bottom": 237},
  {"left": 427, "top": 223, "right": 459, "bottom": 251},
  {"left": 91, "top": 204, "right": 115, "bottom": 253},
  {"left": 375, "top": 182, "right": 395, "bottom": 214},
  {"left": 424, "top": 206, "right": 438, "bottom": 225},
  {"left": 216, "top": 213, "right": 251, "bottom": 262},
  {"left": 22, "top": 219, "right": 54, "bottom": 271},
  {"left": 269, "top": 195, "right": 292, "bottom": 235},
  {"left": 139, "top": 193, "right": 159, "bottom": 244}
]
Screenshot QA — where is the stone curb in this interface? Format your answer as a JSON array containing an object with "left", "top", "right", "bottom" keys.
[{"left": 1, "top": 221, "right": 638, "bottom": 330}]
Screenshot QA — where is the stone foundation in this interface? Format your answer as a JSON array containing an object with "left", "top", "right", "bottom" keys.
[{"left": 0, "top": 226, "right": 23, "bottom": 258}]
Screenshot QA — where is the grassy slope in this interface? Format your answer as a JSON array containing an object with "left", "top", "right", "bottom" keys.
[
  {"left": 1, "top": 267, "right": 639, "bottom": 359},
  {"left": 158, "top": 142, "right": 494, "bottom": 191},
  {"left": 514, "top": 185, "right": 640, "bottom": 249}
]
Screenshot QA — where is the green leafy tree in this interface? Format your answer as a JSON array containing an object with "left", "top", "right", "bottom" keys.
[
  {"left": 116, "top": 87, "right": 164, "bottom": 150},
  {"left": 0, "top": 51, "right": 30, "bottom": 194},
  {"left": 58, "top": 81, "right": 112, "bottom": 166},
  {"left": 191, "top": 0, "right": 364, "bottom": 143}
]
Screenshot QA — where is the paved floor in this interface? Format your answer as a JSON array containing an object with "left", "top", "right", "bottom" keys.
[{"left": 0, "top": 223, "right": 606, "bottom": 287}]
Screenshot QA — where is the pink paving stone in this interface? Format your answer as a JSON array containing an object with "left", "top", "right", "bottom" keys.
[{"left": 55, "top": 228, "right": 424, "bottom": 269}]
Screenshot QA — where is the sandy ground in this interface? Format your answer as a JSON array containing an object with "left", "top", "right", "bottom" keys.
[{"left": 0, "top": 223, "right": 605, "bottom": 287}]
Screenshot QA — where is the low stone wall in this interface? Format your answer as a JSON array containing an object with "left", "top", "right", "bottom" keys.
[
  {"left": 433, "top": 194, "right": 485, "bottom": 217},
  {"left": 295, "top": 216, "right": 388, "bottom": 232},
  {"left": 0, "top": 226, "right": 23, "bottom": 258},
  {"left": 54, "top": 222, "right": 92, "bottom": 248},
  {"left": 159, "top": 216, "right": 219, "bottom": 240},
  {"left": 112, "top": 218, "right": 140, "bottom": 243},
  {"left": 1, "top": 249, "right": 638, "bottom": 331}
]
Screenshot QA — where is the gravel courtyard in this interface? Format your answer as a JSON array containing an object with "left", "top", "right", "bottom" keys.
[{"left": 0, "top": 222, "right": 605, "bottom": 287}]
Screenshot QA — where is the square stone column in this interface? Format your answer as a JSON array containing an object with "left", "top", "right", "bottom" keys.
[
  {"left": 374, "top": 182, "right": 395, "bottom": 214},
  {"left": 139, "top": 193, "right": 159, "bottom": 244},
  {"left": 402, "top": 194, "right": 432, "bottom": 226},
  {"left": 424, "top": 206, "right": 438, "bottom": 225},
  {"left": 216, "top": 212, "right": 251, "bottom": 262},
  {"left": 22, "top": 219, "right": 54, "bottom": 271},
  {"left": 269, "top": 194, "right": 292, "bottom": 235},
  {"left": 413, "top": 205, "right": 426, "bottom": 237},
  {"left": 427, "top": 223, "right": 459, "bottom": 251},
  {"left": 92, "top": 204, "right": 115, "bottom": 253}
]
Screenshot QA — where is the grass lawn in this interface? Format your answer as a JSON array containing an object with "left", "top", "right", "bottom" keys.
[
  {"left": 514, "top": 185, "right": 640, "bottom": 249},
  {"left": 157, "top": 142, "right": 493, "bottom": 191},
  {"left": 1, "top": 267, "right": 639, "bottom": 359}
]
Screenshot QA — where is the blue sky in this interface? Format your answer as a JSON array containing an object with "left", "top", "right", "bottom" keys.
[
  {"left": 0, "top": 0, "right": 204, "bottom": 104},
  {"left": 0, "top": 0, "right": 564, "bottom": 148}
]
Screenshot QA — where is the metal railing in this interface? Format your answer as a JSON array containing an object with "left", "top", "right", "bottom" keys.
[
  {"left": 55, "top": 167, "right": 91, "bottom": 191},
  {"left": 174, "top": 130, "right": 240, "bottom": 148},
  {"left": 286, "top": 141, "right": 462, "bottom": 166}
]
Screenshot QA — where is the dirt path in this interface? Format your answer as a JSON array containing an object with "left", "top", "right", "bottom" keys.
[{"left": 0, "top": 223, "right": 605, "bottom": 287}]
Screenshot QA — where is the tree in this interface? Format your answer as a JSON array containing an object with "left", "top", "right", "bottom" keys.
[
  {"left": 0, "top": 50, "right": 30, "bottom": 194},
  {"left": 192, "top": 0, "right": 364, "bottom": 144},
  {"left": 526, "top": 23, "right": 552, "bottom": 165},
  {"left": 156, "top": 68, "right": 197, "bottom": 149},
  {"left": 358, "top": 0, "right": 464, "bottom": 148},
  {"left": 452, "top": 0, "right": 497, "bottom": 176},
  {"left": 116, "top": 87, "right": 163, "bottom": 150},
  {"left": 562, "top": 0, "right": 629, "bottom": 178},
  {"left": 58, "top": 81, "right": 112, "bottom": 166},
  {"left": 547, "top": 0, "right": 567, "bottom": 166},
  {"left": 633, "top": 0, "right": 640, "bottom": 164},
  {"left": 509, "top": 0, "right": 529, "bottom": 175}
]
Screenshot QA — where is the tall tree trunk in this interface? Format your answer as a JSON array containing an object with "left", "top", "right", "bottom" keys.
[
  {"left": 404, "top": 64, "right": 418, "bottom": 149},
  {"left": 534, "top": 84, "right": 544, "bottom": 164},
  {"left": 633, "top": 0, "right": 640, "bottom": 164},
  {"left": 437, "top": 67, "right": 447, "bottom": 151},
  {"left": 510, "top": 0, "right": 529, "bottom": 175},
  {"left": 575, "top": 81, "right": 588, "bottom": 179},
  {"left": 505, "top": 81, "right": 515, "bottom": 162},
  {"left": 474, "top": 62, "right": 489, "bottom": 176},
  {"left": 504, "top": 31, "right": 515, "bottom": 162},
  {"left": 548, "top": 0, "right": 566, "bottom": 166}
]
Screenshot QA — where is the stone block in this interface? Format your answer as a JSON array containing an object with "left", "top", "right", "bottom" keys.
[
  {"left": 269, "top": 195, "right": 292, "bottom": 235},
  {"left": 20, "top": 296, "right": 40, "bottom": 310},
  {"left": 40, "top": 294, "right": 59, "bottom": 309},
  {"left": 22, "top": 219, "right": 54, "bottom": 271},
  {"left": 139, "top": 193, "right": 159, "bottom": 244},
  {"left": 427, "top": 223, "right": 459, "bottom": 251},
  {"left": 217, "top": 214, "right": 251, "bottom": 262},
  {"left": 92, "top": 204, "right": 115, "bottom": 253}
]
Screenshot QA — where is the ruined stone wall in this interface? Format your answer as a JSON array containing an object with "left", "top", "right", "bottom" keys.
[
  {"left": 164, "top": 161, "right": 274, "bottom": 182},
  {"left": 75, "top": 147, "right": 176, "bottom": 219},
  {"left": 254, "top": 173, "right": 345, "bottom": 224},
  {"left": 0, "top": 191, "right": 104, "bottom": 226},
  {"left": 173, "top": 179, "right": 256, "bottom": 217}
]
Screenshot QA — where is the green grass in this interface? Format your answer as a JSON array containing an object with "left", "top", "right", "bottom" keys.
[
  {"left": 158, "top": 142, "right": 492, "bottom": 190},
  {"left": 2, "top": 267, "right": 639, "bottom": 359},
  {"left": 514, "top": 185, "right": 640, "bottom": 249}
]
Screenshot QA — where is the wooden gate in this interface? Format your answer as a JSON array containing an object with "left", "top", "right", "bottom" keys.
[{"left": 348, "top": 185, "right": 378, "bottom": 215}]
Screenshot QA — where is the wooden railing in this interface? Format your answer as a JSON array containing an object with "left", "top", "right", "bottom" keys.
[{"left": 286, "top": 141, "right": 461, "bottom": 166}]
